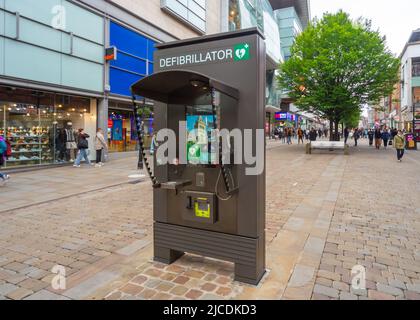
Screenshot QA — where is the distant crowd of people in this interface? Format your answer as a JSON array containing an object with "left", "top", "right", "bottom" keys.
[
  {"left": 272, "top": 127, "right": 329, "bottom": 145},
  {"left": 271, "top": 125, "right": 409, "bottom": 163},
  {"left": 340, "top": 127, "right": 408, "bottom": 162},
  {"left": 1, "top": 127, "right": 109, "bottom": 186}
]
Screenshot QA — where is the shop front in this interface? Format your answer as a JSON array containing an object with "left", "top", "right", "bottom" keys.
[
  {"left": 107, "top": 101, "right": 153, "bottom": 153},
  {"left": 275, "top": 111, "right": 298, "bottom": 128},
  {"left": 0, "top": 86, "right": 96, "bottom": 168},
  {"left": 104, "top": 21, "right": 157, "bottom": 153}
]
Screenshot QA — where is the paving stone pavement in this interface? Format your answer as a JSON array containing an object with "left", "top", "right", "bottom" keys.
[
  {"left": 0, "top": 153, "right": 142, "bottom": 213},
  {"left": 312, "top": 143, "right": 420, "bottom": 300},
  {"left": 0, "top": 139, "right": 419, "bottom": 300}
]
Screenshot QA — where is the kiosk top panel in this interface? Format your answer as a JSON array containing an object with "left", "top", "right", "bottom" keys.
[
  {"left": 155, "top": 28, "right": 265, "bottom": 50},
  {"left": 131, "top": 70, "right": 239, "bottom": 103}
]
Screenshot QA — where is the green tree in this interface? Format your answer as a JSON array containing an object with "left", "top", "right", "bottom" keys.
[
  {"left": 278, "top": 11, "right": 400, "bottom": 141},
  {"left": 342, "top": 108, "right": 361, "bottom": 129}
]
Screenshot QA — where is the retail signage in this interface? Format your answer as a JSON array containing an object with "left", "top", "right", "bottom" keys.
[
  {"left": 159, "top": 43, "right": 250, "bottom": 68},
  {"left": 111, "top": 119, "right": 123, "bottom": 141},
  {"left": 105, "top": 46, "right": 117, "bottom": 61},
  {"left": 275, "top": 112, "right": 287, "bottom": 120},
  {"left": 275, "top": 112, "right": 296, "bottom": 122},
  {"left": 405, "top": 133, "right": 417, "bottom": 150}
]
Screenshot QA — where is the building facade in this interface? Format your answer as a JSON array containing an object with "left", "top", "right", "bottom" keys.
[
  {"left": 0, "top": 0, "right": 104, "bottom": 167},
  {"left": 221, "top": 0, "right": 310, "bottom": 135},
  {"left": 400, "top": 29, "right": 420, "bottom": 140},
  {"left": 1, "top": 0, "right": 313, "bottom": 169},
  {"left": 0, "top": 0, "right": 222, "bottom": 168}
]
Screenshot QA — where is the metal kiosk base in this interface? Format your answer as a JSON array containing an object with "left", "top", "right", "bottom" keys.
[{"left": 153, "top": 222, "right": 266, "bottom": 285}]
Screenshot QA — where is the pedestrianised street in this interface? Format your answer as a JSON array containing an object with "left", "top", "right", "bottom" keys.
[{"left": 0, "top": 140, "right": 419, "bottom": 300}]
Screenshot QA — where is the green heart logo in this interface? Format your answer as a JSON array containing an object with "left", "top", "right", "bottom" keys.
[
  {"left": 236, "top": 48, "right": 246, "bottom": 59},
  {"left": 234, "top": 43, "right": 250, "bottom": 61}
]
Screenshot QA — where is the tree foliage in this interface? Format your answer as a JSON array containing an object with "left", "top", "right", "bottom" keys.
[
  {"left": 277, "top": 11, "right": 400, "bottom": 140},
  {"left": 342, "top": 108, "right": 361, "bottom": 129}
]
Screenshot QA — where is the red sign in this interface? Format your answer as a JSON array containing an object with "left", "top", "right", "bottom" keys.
[{"left": 108, "top": 119, "right": 113, "bottom": 128}]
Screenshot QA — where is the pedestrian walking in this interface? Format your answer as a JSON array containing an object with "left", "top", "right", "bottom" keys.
[
  {"left": 94, "top": 128, "right": 108, "bottom": 167},
  {"left": 74, "top": 129, "right": 92, "bottom": 167},
  {"left": 353, "top": 129, "right": 360, "bottom": 147},
  {"left": 297, "top": 127, "right": 304, "bottom": 144},
  {"left": 309, "top": 128, "right": 317, "bottom": 142},
  {"left": 282, "top": 128, "right": 287, "bottom": 144},
  {"left": 344, "top": 127, "right": 349, "bottom": 145},
  {"left": 374, "top": 128, "right": 382, "bottom": 149},
  {"left": 381, "top": 129, "right": 390, "bottom": 149},
  {"left": 318, "top": 129, "right": 323, "bottom": 139},
  {"left": 394, "top": 130, "right": 406, "bottom": 162},
  {"left": 287, "top": 128, "right": 293, "bottom": 145},
  {"left": 0, "top": 136, "right": 10, "bottom": 184},
  {"left": 368, "top": 129, "right": 374, "bottom": 146}
]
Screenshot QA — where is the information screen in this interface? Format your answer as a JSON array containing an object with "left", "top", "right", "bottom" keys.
[{"left": 186, "top": 114, "right": 217, "bottom": 165}]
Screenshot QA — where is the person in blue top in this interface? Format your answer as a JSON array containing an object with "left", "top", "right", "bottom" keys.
[
  {"left": 0, "top": 136, "right": 10, "bottom": 183},
  {"left": 381, "top": 129, "right": 391, "bottom": 149}
]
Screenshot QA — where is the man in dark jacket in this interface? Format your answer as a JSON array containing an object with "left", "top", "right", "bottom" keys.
[
  {"left": 309, "top": 129, "right": 317, "bottom": 142},
  {"left": 73, "top": 129, "right": 92, "bottom": 168},
  {"left": 354, "top": 129, "right": 360, "bottom": 146},
  {"left": 375, "top": 129, "right": 382, "bottom": 149},
  {"left": 382, "top": 129, "right": 391, "bottom": 149},
  {"left": 368, "top": 130, "right": 374, "bottom": 146},
  {"left": 344, "top": 128, "right": 350, "bottom": 145}
]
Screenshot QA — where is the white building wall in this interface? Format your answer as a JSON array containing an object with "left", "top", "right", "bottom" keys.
[{"left": 401, "top": 43, "right": 420, "bottom": 109}]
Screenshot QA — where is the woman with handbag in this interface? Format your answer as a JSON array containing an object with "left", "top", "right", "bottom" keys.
[{"left": 74, "top": 129, "right": 92, "bottom": 168}]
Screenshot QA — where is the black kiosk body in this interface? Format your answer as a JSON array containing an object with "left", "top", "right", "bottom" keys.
[{"left": 131, "top": 28, "right": 266, "bottom": 285}]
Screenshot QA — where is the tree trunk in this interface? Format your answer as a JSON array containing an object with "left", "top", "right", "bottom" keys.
[
  {"left": 329, "top": 118, "right": 334, "bottom": 142},
  {"left": 334, "top": 120, "right": 340, "bottom": 141}
]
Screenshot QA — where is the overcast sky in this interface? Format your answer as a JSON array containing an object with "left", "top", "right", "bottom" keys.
[{"left": 310, "top": 0, "right": 420, "bottom": 56}]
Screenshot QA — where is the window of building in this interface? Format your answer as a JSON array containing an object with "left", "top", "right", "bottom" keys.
[
  {"left": 229, "top": 0, "right": 263, "bottom": 32},
  {"left": 402, "top": 64, "right": 405, "bottom": 98},
  {"left": 107, "top": 101, "right": 154, "bottom": 153},
  {"left": 0, "top": 86, "right": 91, "bottom": 168},
  {"left": 412, "top": 58, "right": 420, "bottom": 77},
  {"left": 109, "top": 21, "right": 156, "bottom": 97},
  {"left": 161, "top": 0, "right": 207, "bottom": 33}
]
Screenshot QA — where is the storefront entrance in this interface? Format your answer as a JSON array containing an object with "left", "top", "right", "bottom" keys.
[
  {"left": 0, "top": 86, "right": 93, "bottom": 168},
  {"left": 108, "top": 101, "right": 153, "bottom": 153}
]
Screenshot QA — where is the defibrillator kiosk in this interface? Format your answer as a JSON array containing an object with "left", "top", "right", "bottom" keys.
[{"left": 131, "top": 28, "right": 266, "bottom": 285}]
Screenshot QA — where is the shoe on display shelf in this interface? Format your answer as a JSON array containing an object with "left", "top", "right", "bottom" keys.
[
  {"left": 19, "top": 156, "right": 29, "bottom": 161},
  {"left": 8, "top": 157, "right": 17, "bottom": 161}
]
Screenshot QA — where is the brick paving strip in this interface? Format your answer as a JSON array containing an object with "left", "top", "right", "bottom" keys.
[
  {"left": 312, "top": 146, "right": 420, "bottom": 300},
  {"left": 0, "top": 156, "right": 142, "bottom": 213}
]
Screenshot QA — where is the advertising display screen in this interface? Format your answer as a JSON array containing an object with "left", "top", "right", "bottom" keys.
[{"left": 186, "top": 115, "right": 217, "bottom": 165}]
